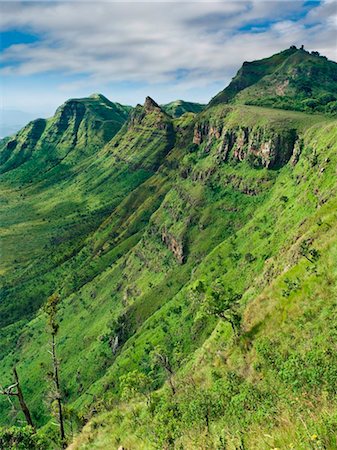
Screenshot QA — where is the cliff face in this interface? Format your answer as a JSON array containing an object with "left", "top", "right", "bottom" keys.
[
  {"left": 161, "top": 227, "right": 185, "bottom": 264},
  {"left": 193, "top": 121, "right": 299, "bottom": 169}
]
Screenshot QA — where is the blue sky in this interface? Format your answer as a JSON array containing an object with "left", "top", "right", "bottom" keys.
[{"left": 0, "top": 0, "right": 336, "bottom": 121}]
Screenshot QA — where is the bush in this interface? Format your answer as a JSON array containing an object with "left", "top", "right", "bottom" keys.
[{"left": 0, "top": 426, "right": 47, "bottom": 450}]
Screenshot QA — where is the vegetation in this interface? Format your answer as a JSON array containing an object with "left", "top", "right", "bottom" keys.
[
  {"left": 0, "top": 48, "right": 337, "bottom": 449},
  {"left": 209, "top": 46, "right": 337, "bottom": 115}
]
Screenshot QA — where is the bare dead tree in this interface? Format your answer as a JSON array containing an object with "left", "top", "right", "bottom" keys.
[
  {"left": 153, "top": 351, "right": 176, "bottom": 395},
  {"left": 0, "top": 367, "right": 35, "bottom": 429},
  {"left": 45, "top": 293, "right": 67, "bottom": 449}
]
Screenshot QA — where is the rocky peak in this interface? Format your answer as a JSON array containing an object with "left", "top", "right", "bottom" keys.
[
  {"left": 144, "top": 96, "right": 160, "bottom": 113},
  {"left": 128, "top": 96, "right": 171, "bottom": 131}
]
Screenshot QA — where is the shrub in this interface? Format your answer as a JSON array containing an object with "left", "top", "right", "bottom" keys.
[{"left": 0, "top": 426, "right": 47, "bottom": 450}]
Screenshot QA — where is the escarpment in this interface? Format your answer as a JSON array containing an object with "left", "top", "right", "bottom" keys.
[{"left": 193, "top": 121, "right": 299, "bottom": 168}]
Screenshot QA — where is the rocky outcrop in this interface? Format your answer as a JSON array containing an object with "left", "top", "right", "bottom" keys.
[
  {"left": 128, "top": 97, "right": 171, "bottom": 132},
  {"left": 144, "top": 96, "right": 161, "bottom": 113},
  {"left": 290, "top": 138, "right": 303, "bottom": 166},
  {"left": 193, "top": 122, "right": 299, "bottom": 169},
  {"left": 161, "top": 227, "right": 185, "bottom": 264}
]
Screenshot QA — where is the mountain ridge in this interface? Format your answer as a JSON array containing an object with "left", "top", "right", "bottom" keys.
[
  {"left": 0, "top": 48, "right": 337, "bottom": 450},
  {"left": 209, "top": 46, "right": 337, "bottom": 114}
]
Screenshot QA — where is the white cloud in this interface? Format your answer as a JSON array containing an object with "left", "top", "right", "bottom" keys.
[{"left": 0, "top": 1, "right": 336, "bottom": 113}]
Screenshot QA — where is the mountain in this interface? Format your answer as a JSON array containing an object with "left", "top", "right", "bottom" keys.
[
  {"left": 209, "top": 46, "right": 337, "bottom": 114},
  {"left": 1, "top": 49, "right": 337, "bottom": 450},
  {"left": 161, "top": 99, "right": 205, "bottom": 118},
  {"left": 0, "top": 94, "right": 131, "bottom": 177}
]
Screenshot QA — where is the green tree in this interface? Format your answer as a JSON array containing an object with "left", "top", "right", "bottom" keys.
[
  {"left": 202, "top": 282, "right": 242, "bottom": 335},
  {"left": 119, "top": 370, "right": 152, "bottom": 403},
  {"left": 0, "top": 425, "right": 46, "bottom": 450},
  {"left": 299, "top": 239, "right": 320, "bottom": 263}
]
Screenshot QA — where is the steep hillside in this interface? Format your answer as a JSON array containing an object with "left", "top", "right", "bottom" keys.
[
  {"left": 209, "top": 47, "right": 337, "bottom": 114},
  {"left": 0, "top": 95, "right": 170, "bottom": 342},
  {"left": 71, "top": 118, "right": 337, "bottom": 450},
  {"left": 0, "top": 94, "right": 131, "bottom": 177},
  {"left": 0, "top": 49, "right": 337, "bottom": 450}
]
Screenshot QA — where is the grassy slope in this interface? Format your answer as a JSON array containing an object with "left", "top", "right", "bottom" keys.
[
  {"left": 1, "top": 99, "right": 336, "bottom": 450},
  {"left": 0, "top": 97, "right": 134, "bottom": 334},
  {"left": 209, "top": 48, "right": 337, "bottom": 115},
  {"left": 0, "top": 97, "right": 172, "bottom": 356},
  {"left": 70, "top": 112, "right": 337, "bottom": 450}
]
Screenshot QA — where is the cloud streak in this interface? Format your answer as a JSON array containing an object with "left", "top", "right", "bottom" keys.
[{"left": 0, "top": 1, "right": 336, "bottom": 114}]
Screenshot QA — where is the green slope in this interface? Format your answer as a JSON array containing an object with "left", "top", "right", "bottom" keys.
[
  {"left": 71, "top": 117, "right": 337, "bottom": 450},
  {"left": 209, "top": 47, "right": 337, "bottom": 115},
  {"left": 0, "top": 49, "right": 337, "bottom": 450},
  {"left": 0, "top": 95, "right": 171, "bottom": 336}
]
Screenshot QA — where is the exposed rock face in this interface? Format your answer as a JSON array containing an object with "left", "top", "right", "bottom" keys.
[
  {"left": 193, "top": 122, "right": 299, "bottom": 168},
  {"left": 290, "top": 138, "right": 303, "bottom": 166},
  {"left": 128, "top": 96, "right": 170, "bottom": 132},
  {"left": 161, "top": 227, "right": 185, "bottom": 264},
  {"left": 144, "top": 96, "right": 161, "bottom": 113}
]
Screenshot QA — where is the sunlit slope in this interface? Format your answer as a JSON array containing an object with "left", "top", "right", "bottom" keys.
[
  {"left": 1, "top": 100, "right": 335, "bottom": 450},
  {"left": 0, "top": 96, "right": 173, "bottom": 334},
  {"left": 161, "top": 100, "right": 205, "bottom": 118},
  {"left": 71, "top": 113, "right": 337, "bottom": 450}
]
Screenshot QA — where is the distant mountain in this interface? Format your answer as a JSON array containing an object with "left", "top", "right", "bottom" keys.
[
  {"left": 161, "top": 99, "right": 205, "bottom": 118},
  {"left": 209, "top": 46, "right": 337, "bottom": 114}
]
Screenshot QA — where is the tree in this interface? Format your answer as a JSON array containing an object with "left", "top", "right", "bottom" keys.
[
  {"left": 152, "top": 348, "right": 176, "bottom": 396},
  {"left": 202, "top": 282, "right": 242, "bottom": 335},
  {"left": 119, "top": 370, "right": 152, "bottom": 403},
  {"left": 181, "top": 387, "right": 223, "bottom": 434},
  {"left": 0, "top": 367, "right": 35, "bottom": 429},
  {"left": 44, "top": 293, "right": 66, "bottom": 449},
  {"left": 299, "top": 239, "right": 320, "bottom": 263},
  {"left": 0, "top": 425, "right": 46, "bottom": 450}
]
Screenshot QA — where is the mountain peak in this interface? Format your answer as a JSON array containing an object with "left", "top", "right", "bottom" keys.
[
  {"left": 89, "top": 93, "right": 104, "bottom": 99},
  {"left": 208, "top": 47, "right": 337, "bottom": 114},
  {"left": 144, "top": 96, "right": 160, "bottom": 112}
]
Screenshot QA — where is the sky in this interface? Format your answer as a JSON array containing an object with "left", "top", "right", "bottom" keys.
[{"left": 0, "top": 0, "right": 336, "bottom": 123}]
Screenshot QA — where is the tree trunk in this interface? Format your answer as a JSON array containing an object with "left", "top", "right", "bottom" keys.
[
  {"left": 168, "top": 375, "right": 176, "bottom": 396},
  {"left": 12, "top": 367, "right": 35, "bottom": 429},
  {"left": 51, "top": 333, "right": 67, "bottom": 449}
]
